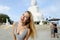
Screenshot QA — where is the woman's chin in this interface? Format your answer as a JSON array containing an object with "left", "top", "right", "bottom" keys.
[{"left": 21, "top": 21, "right": 24, "bottom": 23}]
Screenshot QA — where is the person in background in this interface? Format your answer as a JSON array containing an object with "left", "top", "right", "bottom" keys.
[
  {"left": 54, "top": 23, "right": 59, "bottom": 38},
  {"left": 50, "top": 22, "right": 55, "bottom": 38}
]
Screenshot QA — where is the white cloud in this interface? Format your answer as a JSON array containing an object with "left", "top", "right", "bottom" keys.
[{"left": 0, "top": 6, "right": 10, "bottom": 13}]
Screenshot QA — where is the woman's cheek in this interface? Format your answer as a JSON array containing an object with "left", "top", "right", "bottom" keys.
[{"left": 25, "top": 18, "right": 27, "bottom": 21}]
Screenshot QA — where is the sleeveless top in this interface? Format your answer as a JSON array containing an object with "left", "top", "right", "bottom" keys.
[{"left": 14, "top": 23, "right": 28, "bottom": 40}]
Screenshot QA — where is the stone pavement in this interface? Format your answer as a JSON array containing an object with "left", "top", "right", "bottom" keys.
[{"left": 0, "top": 25, "right": 60, "bottom": 40}]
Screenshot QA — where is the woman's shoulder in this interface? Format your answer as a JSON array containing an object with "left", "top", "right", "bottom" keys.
[{"left": 12, "top": 22, "right": 18, "bottom": 28}]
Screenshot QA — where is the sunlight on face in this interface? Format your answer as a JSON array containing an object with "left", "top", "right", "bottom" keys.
[{"left": 20, "top": 12, "right": 30, "bottom": 23}]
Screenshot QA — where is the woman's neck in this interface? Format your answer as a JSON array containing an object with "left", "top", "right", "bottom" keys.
[
  {"left": 21, "top": 23, "right": 25, "bottom": 26},
  {"left": 19, "top": 21, "right": 26, "bottom": 26}
]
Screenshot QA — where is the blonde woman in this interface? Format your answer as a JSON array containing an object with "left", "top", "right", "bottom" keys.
[{"left": 12, "top": 11, "right": 36, "bottom": 40}]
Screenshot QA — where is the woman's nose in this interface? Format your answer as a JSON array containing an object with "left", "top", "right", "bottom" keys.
[{"left": 22, "top": 16, "right": 24, "bottom": 19}]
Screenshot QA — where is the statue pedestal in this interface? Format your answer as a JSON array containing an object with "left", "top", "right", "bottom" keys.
[{"left": 39, "top": 20, "right": 43, "bottom": 25}]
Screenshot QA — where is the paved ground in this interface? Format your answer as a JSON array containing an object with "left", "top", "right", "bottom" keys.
[{"left": 0, "top": 25, "right": 60, "bottom": 40}]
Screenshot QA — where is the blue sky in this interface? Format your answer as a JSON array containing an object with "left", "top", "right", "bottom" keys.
[{"left": 0, "top": 0, "right": 60, "bottom": 22}]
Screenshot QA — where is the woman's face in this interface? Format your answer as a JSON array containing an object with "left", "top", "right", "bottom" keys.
[{"left": 20, "top": 12, "right": 30, "bottom": 23}]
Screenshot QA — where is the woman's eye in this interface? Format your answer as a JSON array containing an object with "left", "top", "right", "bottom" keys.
[{"left": 26, "top": 17, "right": 28, "bottom": 18}]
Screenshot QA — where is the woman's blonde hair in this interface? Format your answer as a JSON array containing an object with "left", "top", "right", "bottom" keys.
[
  {"left": 12, "top": 11, "right": 36, "bottom": 40},
  {"left": 26, "top": 11, "right": 36, "bottom": 39}
]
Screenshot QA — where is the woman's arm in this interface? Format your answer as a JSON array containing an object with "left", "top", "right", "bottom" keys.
[
  {"left": 12, "top": 22, "right": 16, "bottom": 40},
  {"left": 12, "top": 33, "right": 16, "bottom": 40},
  {"left": 24, "top": 29, "right": 30, "bottom": 40}
]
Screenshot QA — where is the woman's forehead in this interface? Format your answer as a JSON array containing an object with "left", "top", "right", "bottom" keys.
[{"left": 23, "top": 12, "right": 29, "bottom": 17}]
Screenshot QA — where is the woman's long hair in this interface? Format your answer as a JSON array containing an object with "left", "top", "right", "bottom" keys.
[{"left": 26, "top": 11, "right": 36, "bottom": 39}]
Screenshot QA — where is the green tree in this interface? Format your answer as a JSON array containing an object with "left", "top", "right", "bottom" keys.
[{"left": 0, "top": 13, "right": 13, "bottom": 24}]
